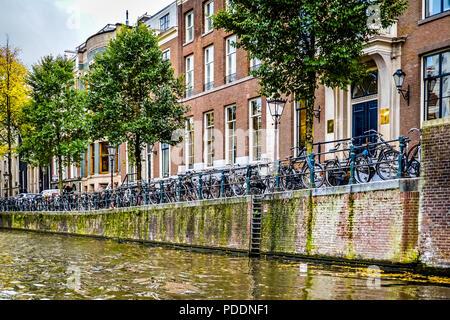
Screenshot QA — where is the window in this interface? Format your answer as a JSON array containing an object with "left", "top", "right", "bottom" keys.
[
  {"left": 295, "top": 100, "right": 307, "bottom": 154},
  {"left": 99, "top": 142, "right": 110, "bottom": 174},
  {"left": 204, "top": 112, "right": 214, "bottom": 167},
  {"left": 162, "top": 49, "right": 170, "bottom": 61},
  {"left": 425, "top": 0, "right": 450, "bottom": 18},
  {"left": 204, "top": 45, "right": 214, "bottom": 91},
  {"left": 161, "top": 143, "right": 170, "bottom": 178},
  {"left": 186, "top": 55, "right": 194, "bottom": 97},
  {"left": 204, "top": 0, "right": 214, "bottom": 33},
  {"left": 160, "top": 13, "right": 170, "bottom": 31},
  {"left": 249, "top": 57, "right": 262, "bottom": 72},
  {"left": 225, "top": 36, "right": 237, "bottom": 83},
  {"left": 225, "top": 106, "right": 237, "bottom": 164},
  {"left": 185, "top": 11, "right": 194, "bottom": 43},
  {"left": 424, "top": 50, "right": 450, "bottom": 120},
  {"left": 90, "top": 144, "right": 95, "bottom": 175},
  {"left": 99, "top": 142, "right": 118, "bottom": 174},
  {"left": 250, "top": 98, "right": 262, "bottom": 161},
  {"left": 185, "top": 117, "right": 194, "bottom": 169},
  {"left": 351, "top": 71, "right": 378, "bottom": 99}
]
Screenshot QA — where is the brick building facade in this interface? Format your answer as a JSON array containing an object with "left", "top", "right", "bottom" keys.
[{"left": 15, "top": 0, "right": 450, "bottom": 194}]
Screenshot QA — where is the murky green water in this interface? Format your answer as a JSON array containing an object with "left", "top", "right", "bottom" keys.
[{"left": 0, "top": 229, "right": 449, "bottom": 300}]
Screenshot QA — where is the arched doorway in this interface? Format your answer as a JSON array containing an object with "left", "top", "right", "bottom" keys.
[{"left": 351, "top": 70, "right": 378, "bottom": 145}]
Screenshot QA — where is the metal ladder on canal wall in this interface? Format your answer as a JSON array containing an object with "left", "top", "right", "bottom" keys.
[{"left": 250, "top": 195, "right": 263, "bottom": 256}]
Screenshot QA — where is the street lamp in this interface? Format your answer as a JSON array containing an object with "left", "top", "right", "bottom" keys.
[
  {"left": 266, "top": 97, "right": 287, "bottom": 162},
  {"left": 393, "top": 69, "right": 410, "bottom": 106},
  {"left": 107, "top": 144, "right": 116, "bottom": 190}
]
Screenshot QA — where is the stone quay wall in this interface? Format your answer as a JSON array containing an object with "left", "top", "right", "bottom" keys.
[{"left": 0, "top": 179, "right": 424, "bottom": 269}]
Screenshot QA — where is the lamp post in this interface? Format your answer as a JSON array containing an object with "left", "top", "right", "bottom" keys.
[
  {"left": 107, "top": 144, "right": 116, "bottom": 190},
  {"left": 266, "top": 97, "right": 287, "bottom": 163},
  {"left": 393, "top": 69, "right": 410, "bottom": 106}
]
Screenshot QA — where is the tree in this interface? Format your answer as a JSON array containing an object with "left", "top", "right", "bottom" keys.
[
  {"left": 19, "top": 55, "right": 89, "bottom": 192},
  {"left": 0, "top": 37, "right": 29, "bottom": 197},
  {"left": 86, "top": 23, "right": 188, "bottom": 181},
  {"left": 214, "top": 0, "right": 407, "bottom": 153}
]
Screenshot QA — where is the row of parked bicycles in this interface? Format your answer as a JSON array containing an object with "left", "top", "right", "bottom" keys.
[{"left": 0, "top": 129, "right": 421, "bottom": 212}]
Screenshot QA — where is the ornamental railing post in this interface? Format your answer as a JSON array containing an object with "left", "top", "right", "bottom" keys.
[
  {"left": 143, "top": 183, "right": 148, "bottom": 205},
  {"left": 349, "top": 145, "right": 356, "bottom": 185},
  {"left": 220, "top": 170, "right": 225, "bottom": 198},
  {"left": 309, "top": 153, "right": 316, "bottom": 189},
  {"left": 178, "top": 176, "right": 182, "bottom": 202},
  {"left": 275, "top": 160, "right": 280, "bottom": 189},
  {"left": 246, "top": 165, "right": 251, "bottom": 195},
  {"left": 94, "top": 192, "right": 98, "bottom": 210},
  {"left": 397, "top": 136, "right": 405, "bottom": 179},
  {"left": 105, "top": 189, "right": 109, "bottom": 209},
  {"left": 197, "top": 173, "right": 203, "bottom": 200},
  {"left": 160, "top": 180, "right": 164, "bottom": 204}
]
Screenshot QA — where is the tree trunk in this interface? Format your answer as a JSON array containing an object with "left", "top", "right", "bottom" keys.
[
  {"left": 7, "top": 150, "right": 12, "bottom": 197},
  {"left": 305, "top": 73, "right": 317, "bottom": 155},
  {"left": 135, "top": 135, "right": 142, "bottom": 182},
  {"left": 305, "top": 33, "right": 316, "bottom": 155},
  {"left": 57, "top": 156, "right": 63, "bottom": 193},
  {"left": 6, "top": 37, "right": 13, "bottom": 197}
]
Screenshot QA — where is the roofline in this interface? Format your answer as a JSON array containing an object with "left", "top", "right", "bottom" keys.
[{"left": 76, "top": 23, "right": 126, "bottom": 53}]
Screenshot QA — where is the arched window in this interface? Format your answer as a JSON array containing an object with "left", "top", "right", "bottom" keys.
[{"left": 352, "top": 71, "right": 378, "bottom": 99}]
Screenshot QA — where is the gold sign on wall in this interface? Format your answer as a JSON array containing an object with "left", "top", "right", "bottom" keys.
[
  {"left": 327, "top": 119, "right": 334, "bottom": 134},
  {"left": 381, "top": 108, "right": 390, "bottom": 125}
]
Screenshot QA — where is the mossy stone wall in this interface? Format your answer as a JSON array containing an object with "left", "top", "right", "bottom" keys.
[
  {"left": 260, "top": 189, "right": 420, "bottom": 264},
  {"left": 0, "top": 198, "right": 251, "bottom": 252}
]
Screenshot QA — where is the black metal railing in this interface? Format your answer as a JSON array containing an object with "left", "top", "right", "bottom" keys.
[{"left": 0, "top": 129, "right": 421, "bottom": 212}]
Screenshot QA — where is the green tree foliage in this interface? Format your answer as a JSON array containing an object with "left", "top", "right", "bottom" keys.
[
  {"left": 214, "top": 0, "right": 407, "bottom": 153},
  {"left": 0, "top": 39, "right": 29, "bottom": 196},
  {"left": 86, "top": 23, "right": 188, "bottom": 181},
  {"left": 20, "top": 55, "right": 89, "bottom": 192}
]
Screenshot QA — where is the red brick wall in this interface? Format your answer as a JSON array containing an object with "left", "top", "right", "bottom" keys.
[
  {"left": 419, "top": 118, "right": 450, "bottom": 268},
  {"left": 397, "top": 1, "right": 450, "bottom": 136},
  {"left": 261, "top": 186, "right": 420, "bottom": 264}
]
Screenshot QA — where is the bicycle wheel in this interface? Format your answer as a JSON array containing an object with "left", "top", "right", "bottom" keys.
[
  {"left": 301, "top": 162, "right": 325, "bottom": 188},
  {"left": 354, "top": 155, "right": 372, "bottom": 183},
  {"left": 377, "top": 150, "right": 399, "bottom": 180},
  {"left": 407, "top": 159, "right": 420, "bottom": 178},
  {"left": 324, "top": 160, "right": 342, "bottom": 186},
  {"left": 232, "top": 175, "right": 246, "bottom": 196},
  {"left": 209, "top": 178, "right": 221, "bottom": 199},
  {"left": 264, "top": 175, "right": 275, "bottom": 194},
  {"left": 279, "top": 167, "right": 295, "bottom": 190}
]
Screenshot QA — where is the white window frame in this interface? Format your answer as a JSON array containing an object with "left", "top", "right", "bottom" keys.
[
  {"left": 226, "top": 35, "right": 237, "bottom": 82},
  {"left": 186, "top": 55, "right": 194, "bottom": 97},
  {"left": 160, "top": 143, "right": 170, "bottom": 178},
  {"left": 160, "top": 13, "right": 170, "bottom": 31},
  {"left": 204, "top": 45, "right": 214, "bottom": 90},
  {"left": 249, "top": 98, "right": 262, "bottom": 162},
  {"left": 162, "top": 49, "right": 170, "bottom": 61},
  {"left": 225, "top": 105, "right": 237, "bottom": 165},
  {"left": 204, "top": 111, "right": 214, "bottom": 168},
  {"left": 249, "top": 57, "right": 262, "bottom": 71},
  {"left": 185, "top": 11, "right": 194, "bottom": 43},
  {"left": 185, "top": 117, "right": 194, "bottom": 169},
  {"left": 204, "top": 0, "right": 214, "bottom": 34}
]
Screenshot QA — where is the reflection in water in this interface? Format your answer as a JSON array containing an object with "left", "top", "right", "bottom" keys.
[{"left": 0, "top": 229, "right": 449, "bottom": 300}]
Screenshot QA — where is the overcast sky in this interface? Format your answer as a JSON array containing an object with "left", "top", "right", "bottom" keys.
[{"left": 0, "top": 0, "right": 174, "bottom": 69}]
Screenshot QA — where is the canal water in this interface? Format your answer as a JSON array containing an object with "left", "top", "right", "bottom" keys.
[{"left": 0, "top": 229, "right": 449, "bottom": 300}]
